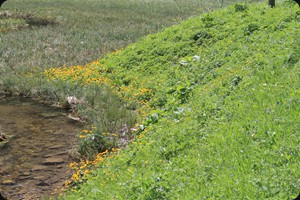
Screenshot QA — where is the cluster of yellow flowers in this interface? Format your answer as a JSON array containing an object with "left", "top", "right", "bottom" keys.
[
  {"left": 63, "top": 147, "right": 120, "bottom": 191},
  {"left": 43, "top": 61, "right": 112, "bottom": 87},
  {"left": 43, "top": 56, "right": 154, "bottom": 192},
  {"left": 43, "top": 59, "right": 154, "bottom": 117},
  {"left": 79, "top": 129, "right": 93, "bottom": 138}
]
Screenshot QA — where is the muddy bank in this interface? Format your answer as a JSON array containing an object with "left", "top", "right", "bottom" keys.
[{"left": 0, "top": 96, "right": 83, "bottom": 199}]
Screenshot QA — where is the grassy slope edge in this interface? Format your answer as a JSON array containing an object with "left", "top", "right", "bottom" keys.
[{"left": 60, "top": 2, "right": 300, "bottom": 200}]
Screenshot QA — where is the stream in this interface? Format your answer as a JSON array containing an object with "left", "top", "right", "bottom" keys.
[{"left": 0, "top": 96, "right": 83, "bottom": 200}]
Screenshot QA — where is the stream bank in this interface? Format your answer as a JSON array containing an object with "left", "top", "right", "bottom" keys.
[{"left": 0, "top": 96, "right": 83, "bottom": 199}]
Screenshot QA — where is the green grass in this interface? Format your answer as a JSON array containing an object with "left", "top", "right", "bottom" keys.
[
  {"left": 0, "top": 0, "right": 254, "bottom": 70},
  {"left": 57, "top": 1, "right": 299, "bottom": 199},
  {"left": 0, "top": 0, "right": 261, "bottom": 158},
  {"left": 1, "top": 0, "right": 299, "bottom": 199}
]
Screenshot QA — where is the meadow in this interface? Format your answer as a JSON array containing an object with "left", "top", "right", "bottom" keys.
[
  {"left": 0, "top": 0, "right": 247, "bottom": 70},
  {"left": 0, "top": 0, "right": 259, "bottom": 157},
  {"left": 0, "top": 0, "right": 234, "bottom": 157},
  {"left": 1, "top": 0, "right": 300, "bottom": 199}
]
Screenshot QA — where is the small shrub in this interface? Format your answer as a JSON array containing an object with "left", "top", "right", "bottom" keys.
[
  {"left": 234, "top": 4, "right": 248, "bottom": 12},
  {"left": 244, "top": 23, "right": 259, "bottom": 35}
]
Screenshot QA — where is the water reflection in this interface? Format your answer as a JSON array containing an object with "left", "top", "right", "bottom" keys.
[{"left": 0, "top": 96, "right": 82, "bottom": 200}]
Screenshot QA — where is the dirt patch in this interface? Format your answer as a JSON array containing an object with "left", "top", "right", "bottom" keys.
[{"left": 0, "top": 11, "right": 56, "bottom": 32}]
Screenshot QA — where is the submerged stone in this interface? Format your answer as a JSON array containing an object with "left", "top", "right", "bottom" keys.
[
  {"left": 42, "top": 157, "right": 65, "bottom": 165},
  {"left": 31, "top": 165, "right": 48, "bottom": 172}
]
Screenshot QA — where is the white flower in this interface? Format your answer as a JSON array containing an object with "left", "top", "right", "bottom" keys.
[
  {"left": 180, "top": 60, "right": 188, "bottom": 66},
  {"left": 193, "top": 55, "right": 200, "bottom": 61}
]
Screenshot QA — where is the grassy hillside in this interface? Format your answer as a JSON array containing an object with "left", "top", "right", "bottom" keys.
[
  {"left": 52, "top": 2, "right": 300, "bottom": 199},
  {"left": 1, "top": 0, "right": 299, "bottom": 199}
]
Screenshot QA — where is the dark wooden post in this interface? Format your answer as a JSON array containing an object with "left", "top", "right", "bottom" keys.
[
  {"left": 0, "top": 191, "right": 7, "bottom": 200},
  {"left": 0, "top": 0, "right": 8, "bottom": 8},
  {"left": 293, "top": 0, "right": 300, "bottom": 6},
  {"left": 269, "top": 0, "right": 275, "bottom": 7}
]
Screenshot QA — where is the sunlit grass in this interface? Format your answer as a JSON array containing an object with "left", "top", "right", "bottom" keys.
[
  {"left": 57, "top": 2, "right": 300, "bottom": 199},
  {"left": 0, "top": 0, "right": 260, "bottom": 158},
  {"left": 3, "top": 0, "right": 294, "bottom": 199},
  {"left": 0, "top": 0, "right": 254, "bottom": 70}
]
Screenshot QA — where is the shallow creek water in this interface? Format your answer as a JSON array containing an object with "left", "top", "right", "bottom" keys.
[{"left": 0, "top": 96, "right": 83, "bottom": 200}]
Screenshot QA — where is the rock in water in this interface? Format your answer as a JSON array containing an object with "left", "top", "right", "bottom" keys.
[
  {"left": 0, "top": 132, "right": 6, "bottom": 142},
  {"left": 42, "top": 157, "right": 64, "bottom": 165}
]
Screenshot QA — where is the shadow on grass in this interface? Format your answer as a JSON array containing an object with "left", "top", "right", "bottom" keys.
[{"left": 0, "top": 11, "right": 56, "bottom": 32}]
